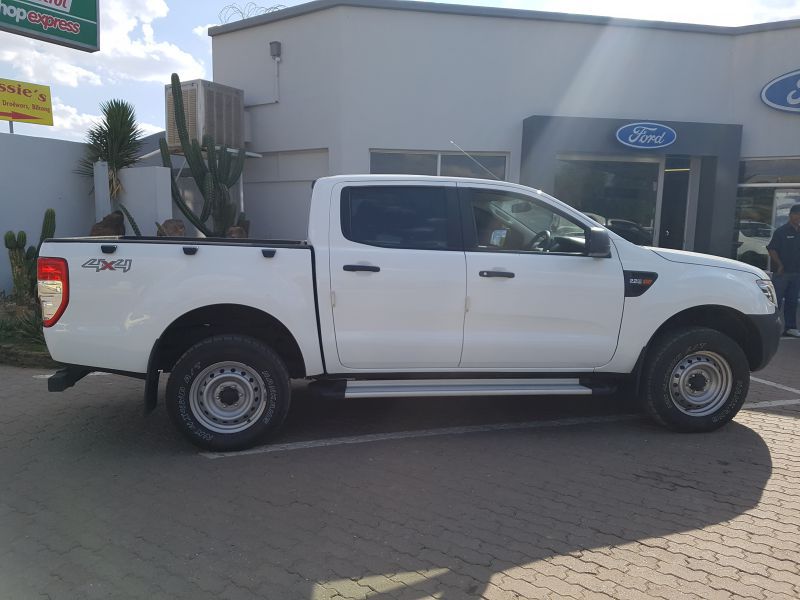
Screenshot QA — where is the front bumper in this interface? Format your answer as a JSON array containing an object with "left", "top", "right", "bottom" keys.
[{"left": 747, "top": 310, "right": 783, "bottom": 371}]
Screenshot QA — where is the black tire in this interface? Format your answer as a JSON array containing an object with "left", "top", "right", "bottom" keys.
[
  {"left": 166, "top": 335, "right": 290, "bottom": 451},
  {"left": 641, "top": 327, "right": 749, "bottom": 432}
]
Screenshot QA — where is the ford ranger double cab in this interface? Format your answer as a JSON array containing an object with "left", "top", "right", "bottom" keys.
[{"left": 38, "top": 175, "right": 782, "bottom": 450}]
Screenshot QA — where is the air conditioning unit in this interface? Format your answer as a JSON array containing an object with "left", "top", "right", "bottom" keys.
[{"left": 165, "top": 79, "right": 245, "bottom": 152}]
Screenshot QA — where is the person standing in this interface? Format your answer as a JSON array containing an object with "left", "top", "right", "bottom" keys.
[{"left": 767, "top": 204, "right": 800, "bottom": 336}]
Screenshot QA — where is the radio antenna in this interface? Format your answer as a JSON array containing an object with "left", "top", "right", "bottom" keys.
[{"left": 449, "top": 139, "right": 501, "bottom": 180}]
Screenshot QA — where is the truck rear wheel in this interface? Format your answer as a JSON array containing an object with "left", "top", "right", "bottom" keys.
[
  {"left": 166, "top": 335, "right": 290, "bottom": 451},
  {"left": 641, "top": 327, "right": 749, "bottom": 432}
]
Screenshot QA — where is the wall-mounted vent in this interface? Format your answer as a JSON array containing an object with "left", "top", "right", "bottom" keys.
[{"left": 165, "top": 79, "right": 245, "bottom": 152}]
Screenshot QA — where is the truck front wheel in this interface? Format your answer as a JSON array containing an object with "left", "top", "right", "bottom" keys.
[
  {"left": 166, "top": 335, "right": 291, "bottom": 451},
  {"left": 641, "top": 327, "right": 749, "bottom": 432}
]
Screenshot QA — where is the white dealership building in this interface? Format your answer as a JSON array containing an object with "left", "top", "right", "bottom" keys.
[{"left": 209, "top": 0, "right": 800, "bottom": 263}]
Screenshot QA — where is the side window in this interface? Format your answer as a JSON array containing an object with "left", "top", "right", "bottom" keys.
[
  {"left": 467, "top": 189, "right": 588, "bottom": 255},
  {"left": 341, "top": 186, "right": 451, "bottom": 250}
]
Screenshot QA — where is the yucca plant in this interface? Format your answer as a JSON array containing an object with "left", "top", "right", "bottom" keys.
[
  {"left": 77, "top": 99, "right": 145, "bottom": 201},
  {"left": 77, "top": 100, "right": 145, "bottom": 236}
]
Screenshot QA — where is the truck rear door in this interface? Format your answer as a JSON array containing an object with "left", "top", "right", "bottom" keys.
[{"left": 328, "top": 182, "right": 466, "bottom": 369}]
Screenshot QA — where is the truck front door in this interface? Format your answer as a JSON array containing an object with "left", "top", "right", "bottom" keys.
[
  {"left": 329, "top": 183, "right": 466, "bottom": 369},
  {"left": 458, "top": 184, "right": 625, "bottom": 370}
]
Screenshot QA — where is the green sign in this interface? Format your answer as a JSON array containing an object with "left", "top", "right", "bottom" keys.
[{"left": 0, "top": 0, "right": 98, "bottom": 52}]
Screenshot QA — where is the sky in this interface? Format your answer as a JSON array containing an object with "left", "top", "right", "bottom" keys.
[{"left": 2, "top": 0, "right": 800, "bottom": 142}]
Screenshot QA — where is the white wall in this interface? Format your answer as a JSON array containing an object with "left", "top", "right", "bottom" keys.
[
  {"left": 117, "top": 167, "right": 173, "bottom": 237},
  {"left": 242, "top": 148, "right": 328, "bottom": 239},
  {"left": 0, "top": 133, "right": 93, "bottom": 295},
  {"left": 212, "top": 8, "right": 344, "bottom": 158},
  {"left": 733, "top": 28, "right": 800, "bottom": 158},
  {"left": 334, "top": 8, "right": 737, "bottom": 178},
  {"left": 213, "top": 5, "right": 800, "bottom": 169}
]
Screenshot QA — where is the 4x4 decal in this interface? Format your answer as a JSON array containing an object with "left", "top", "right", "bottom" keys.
[{"left": 82, "top": 258, "right": 132, "bottom": 273}]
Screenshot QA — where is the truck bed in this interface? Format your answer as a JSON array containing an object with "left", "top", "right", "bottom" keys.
[{"left": 40, "top": 237, "right": 324, "bottom": 375}]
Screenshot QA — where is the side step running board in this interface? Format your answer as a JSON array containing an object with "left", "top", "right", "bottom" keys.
[{"left": 344, "top": 378, "right": 593, "bottom": 399}]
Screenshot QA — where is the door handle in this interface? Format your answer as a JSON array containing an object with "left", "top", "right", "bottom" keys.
[
  {"left": 343, "top": 264, "right": 380, "bottom": 272},
  {"left": 479, "top": 270, "right": 514, "bottom": 278}
]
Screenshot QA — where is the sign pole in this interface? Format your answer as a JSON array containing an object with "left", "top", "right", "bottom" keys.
[{"left": 8, "top": 121, "right": 13, "bottom": 134}]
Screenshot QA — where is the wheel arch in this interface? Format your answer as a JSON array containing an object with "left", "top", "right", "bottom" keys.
[
  {"left": 645, "top": 305, "right": 764, "bottom": 371},
  {"left": 154, "top": 304, "right": 307, "bottom": 379}
]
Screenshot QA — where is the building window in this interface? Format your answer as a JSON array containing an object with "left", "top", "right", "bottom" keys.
[
  {"left": 370, "top": 150, "right": 507, "bottom": 180},
  {"left": 735, "top": 158, "right": 800, "bottom": 270},
  {"left": 440, "top": 154, "right": 506, "bottom": 179},
  {"left": 739, "top": 159, "right": 800, "bottom": 184},
  {"left": 370, "top": 152, "right": 437, "bottom": 176}
]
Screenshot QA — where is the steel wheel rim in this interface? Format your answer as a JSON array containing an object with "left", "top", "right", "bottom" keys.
[
  {"left": 669, "top": 351, "right": 733, "bottom": 417},
  {"left": 189, "top": 361, "right": 267, "bottom": 434}
]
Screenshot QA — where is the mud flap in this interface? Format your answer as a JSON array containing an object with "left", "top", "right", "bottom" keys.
[{"left": 144, "top": 338, "right": 160, "bottom": 413}]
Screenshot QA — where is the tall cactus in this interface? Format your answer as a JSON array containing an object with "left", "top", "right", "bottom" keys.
[
  {"left": 4, "top": 209, "right": 57, "bottom": 306},
  {"left": 163, "top": 73, "right": 247, "bottom": 237},
  {"left": 38, "top": 209, "right": 56, "bottom": 253},
  {"left": 4, "top": 231, "right": 30, "bottom": 304}
]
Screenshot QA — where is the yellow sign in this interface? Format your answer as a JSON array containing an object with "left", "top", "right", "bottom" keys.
[{"left": 0, "top": 78, "right": 53, "bottom": 126}]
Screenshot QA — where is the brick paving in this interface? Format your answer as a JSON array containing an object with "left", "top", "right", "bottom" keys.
[{"left": 1, "top": 340, "right": 800, "bottom": 599}]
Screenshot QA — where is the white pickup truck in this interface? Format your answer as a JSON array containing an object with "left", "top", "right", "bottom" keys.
[{"left": 38, "top": 175, "right": 782, "bottom": 450}]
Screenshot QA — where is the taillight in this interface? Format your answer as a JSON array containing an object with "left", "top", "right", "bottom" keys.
[{"left": 37, "top": 257, "right": 69, "bottom": 327}]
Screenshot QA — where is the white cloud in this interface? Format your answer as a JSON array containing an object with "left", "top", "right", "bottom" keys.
[
  {"left": 139, "top": 122, "right": 164, "bottom": 137},
  {"left": 193, "top": 24, "right": 217, "bottom": 39},
  {"left": 51, "top": 100, "right": 102, "bottom": 141},
  {"left": 0, "top": 46, "right": 101, "bottom": 87},
  {"left": 21, "top": 98, "right": 162, "bottom": 143},
  {"left": 93, "top": 0, "right": 205, "bottom": 83},
  {"left": 193, "top": 23, "right": 215, "bottom": 57},
  {"left": 0, "top": 0, "right": 205, "bottom": 89}
]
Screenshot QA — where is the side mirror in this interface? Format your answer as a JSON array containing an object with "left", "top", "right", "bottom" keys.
[{"left": 586, "top": 227, "right": 612, "bottom": 258}]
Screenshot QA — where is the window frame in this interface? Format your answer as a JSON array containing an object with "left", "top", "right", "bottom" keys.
[
  {"left": 458, "top": 187, "right": 593, "bottom": 257},
  {"left": 738, "top": 156, "right": 800, "bottom": 185},
  {"left": 340, "top": 185, "right": 464, "bottom": 252}
]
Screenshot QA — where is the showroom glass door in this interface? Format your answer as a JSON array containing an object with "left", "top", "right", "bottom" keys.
[
  {"left": 555, "top": 155, "right": 700, "bottom": 249},
  {"left": 659, "top": 156, "right": 694, "bottom": 250},
  {"left": 555, "top": 155, "right": 661, "bottom": 247}
]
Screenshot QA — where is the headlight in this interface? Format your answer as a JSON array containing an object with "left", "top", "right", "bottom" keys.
[{"left": 756, "top": 279, "right": 777, "bottom": 306}]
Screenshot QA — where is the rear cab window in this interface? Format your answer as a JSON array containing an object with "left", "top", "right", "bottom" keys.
[{"left": 341, "top": 186, "right": 461, "bottom": 250}]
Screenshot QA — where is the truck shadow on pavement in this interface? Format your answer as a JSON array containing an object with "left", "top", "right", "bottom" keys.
[
  {"left": 265, "top": 417, "right": 772, "bottom": 599},
  {"left": 0, "top": 380, "right": 774, "bottom": 600}
]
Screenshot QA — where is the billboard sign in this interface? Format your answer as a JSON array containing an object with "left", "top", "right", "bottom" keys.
[
  {"left": 0, "top": 77, "right": 53, "bottom": 126},
  {"left": 0, "top": 0, "right": 98, "bottom": 52}
]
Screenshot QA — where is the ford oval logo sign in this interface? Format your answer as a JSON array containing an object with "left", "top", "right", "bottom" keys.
[
  {"left": 616, "top": 122, "right": 677, "bottom": 149},
  {"left": 761, "top": 69, "right": 800, "bottom": 113}
]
